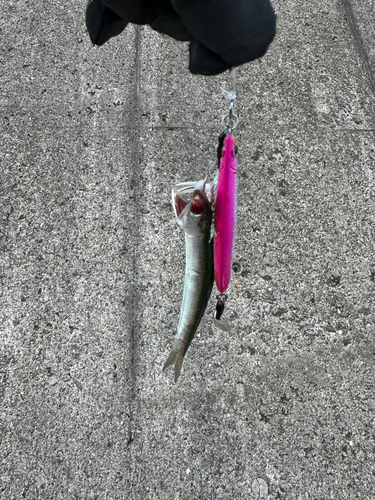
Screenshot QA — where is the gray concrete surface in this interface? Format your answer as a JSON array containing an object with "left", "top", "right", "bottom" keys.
[{"left": 1, "top": 0, "right": 375, "bottom": 499}]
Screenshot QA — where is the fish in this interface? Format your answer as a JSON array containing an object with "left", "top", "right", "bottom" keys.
[
  {"left": 163, "top": 179, "right": 214, "bottom": 382},
  {"left": 214, "top": 134, "right": 237, "bottom": 294}
]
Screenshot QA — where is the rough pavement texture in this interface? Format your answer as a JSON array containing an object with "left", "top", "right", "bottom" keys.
[{"left": 1, "top": 1, "right": 375, "bottom": 499}]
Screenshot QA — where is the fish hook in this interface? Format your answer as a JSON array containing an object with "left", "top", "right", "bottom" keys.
[{"left": 214, "top": 293, "right": 231, "bottom": 332}]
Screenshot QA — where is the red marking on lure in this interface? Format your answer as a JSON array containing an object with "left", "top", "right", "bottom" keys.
[
  {"left": 191, "top": 197, "right": 205, "bottom": 215},
  {"left": 214, "top": 134, "right": 237, "bottom": 293}
]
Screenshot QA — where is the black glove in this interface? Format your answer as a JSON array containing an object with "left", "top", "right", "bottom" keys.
[{"left": 86, "top": 0, "right": 276, "bottom": 75}]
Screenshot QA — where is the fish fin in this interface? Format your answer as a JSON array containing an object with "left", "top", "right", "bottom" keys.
[
  {"left": 174, "top": 354, "right": 184, "bottom": 383},
  {"left": 163, "top": 349, "right": 177, "bottom": 371},
  {"left": 163, "top": 349, "right": 185, "bottom": 383}
]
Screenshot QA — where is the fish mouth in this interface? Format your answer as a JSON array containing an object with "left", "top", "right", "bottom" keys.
[{"left": 172, "top": 179, "right": 208, "bottom": 217}]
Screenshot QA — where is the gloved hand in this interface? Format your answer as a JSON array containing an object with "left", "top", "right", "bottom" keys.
[{"left": 86, "top": 0, "right": 276, "bottom": 75}]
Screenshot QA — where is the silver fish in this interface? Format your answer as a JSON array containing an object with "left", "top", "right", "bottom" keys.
[{"left": 163, "top": 179, "right": 214, "bottom": 382}]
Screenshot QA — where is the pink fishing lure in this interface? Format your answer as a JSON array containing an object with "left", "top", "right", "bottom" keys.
[{"left": 214, "top": 134, "right": 237, "bottom": 293}]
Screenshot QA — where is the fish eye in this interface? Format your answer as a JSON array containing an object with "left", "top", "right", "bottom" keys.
[{"left": 191, "top": 197, "right": 205, "bottom": 215}]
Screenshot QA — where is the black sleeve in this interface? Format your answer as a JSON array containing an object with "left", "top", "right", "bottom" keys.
[
  {"left": 86, "top": 0, "right": 276, "bottom": 75},
  {"left": 171, "top": 0, "right": 276, "bottom": 67},
  {"left": 103, "top": 0, "right": 191, "bottom": 40},
  {"left": 86, "top": 0, "right": 128, "bottom": 46}
]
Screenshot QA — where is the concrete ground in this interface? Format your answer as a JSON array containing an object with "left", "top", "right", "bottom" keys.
[{"left": 1, "top": 0, "right": 375, "bottom": 499}]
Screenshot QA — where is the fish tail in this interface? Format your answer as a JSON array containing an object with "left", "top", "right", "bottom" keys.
[{"left": 163, "top": 349, "right": 185, "bottom": 382}]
